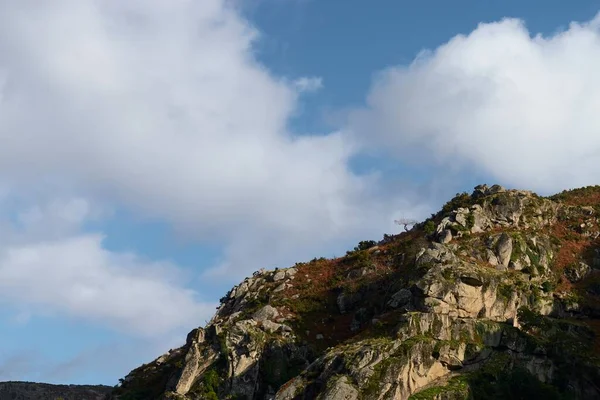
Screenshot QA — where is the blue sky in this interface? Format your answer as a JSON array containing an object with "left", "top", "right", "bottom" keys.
[{"left": 1, "top": 0, "right": 600, "bottom": 386}]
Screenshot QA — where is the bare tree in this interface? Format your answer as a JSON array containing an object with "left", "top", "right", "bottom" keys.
[{"left": 394, "top": 217, "right": 418, "bottom": 232}]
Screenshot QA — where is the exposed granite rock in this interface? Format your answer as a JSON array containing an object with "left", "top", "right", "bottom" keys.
[
  {"left": 439, "top": 229, "right": 453, "bottom": 244},
  {"left": 273, "top": 270, "right": 287, "bottom": 282},
  {"left": 272, "top": 267, "right": 297, "bottom": 282},
  {"left": 317, "top": 375, "right": 358, "bottom": 400},
  {"left": 111, "top": 185, "right": 600, "bottom": 400},
  {"left": 261, "top": 320, "right": 283, "bottom": 333},
  {"left": 565, "top": 262, "right": 591, "bottom": 283},
  {"left": 337, "top": 292, "right": 363, "bottom": 315},
  {"left": 253, "top": 305, "right": 279, "bottom": 322},
  {"left": 347, "top": 266, "right": 373, "bottom": 279},
  {"left": 496, "top": 233, "right": 513, "bottom": 267},
  {"left": 174, "top": 340, "right": 217, "bottom": 394},
  {"left": 388, "top": 288, "right": 412, "bottom": 309}
]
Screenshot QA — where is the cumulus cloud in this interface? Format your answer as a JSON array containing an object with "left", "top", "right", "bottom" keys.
[
  {"left": 350, "top": 13, "right": 600, "bottom": 193},
  {"left": 0, "top": 197, "right": 215, "bottom": 337},
  {"left": 0, "top": 0, "right": 411, "bottom": 286},
  {"left": 293, "top": 76, "right": 323, "bottom": 93}
]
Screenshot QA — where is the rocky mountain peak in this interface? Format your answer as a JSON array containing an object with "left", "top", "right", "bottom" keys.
[{"left": 111, "top": 185, "right": 600, "bottom": 400}]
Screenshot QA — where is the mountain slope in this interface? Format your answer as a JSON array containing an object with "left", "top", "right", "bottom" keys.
[
  {"left": 0, "top": 381, "right": 112, "bottom": 400},
  {"left": 111, "top": 184, "right": 600, "bottom": 400}
]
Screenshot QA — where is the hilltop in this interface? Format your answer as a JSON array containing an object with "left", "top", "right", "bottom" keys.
[
  {"left": 0, "top": 381, "right": 112, "bottom": 400},
  {"left": 111, "top": 184, "right": 600, "bottom": 399}
]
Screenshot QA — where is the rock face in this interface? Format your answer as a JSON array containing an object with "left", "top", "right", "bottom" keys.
[
  {"left": 495, "top": 233, "right": 513, "bottom": 268},
  {"left": 0, "top": 382, "right": 112, "bottom": 400},
  {"left": 112, "top": 185, "right": 600, "bottom": 400}
]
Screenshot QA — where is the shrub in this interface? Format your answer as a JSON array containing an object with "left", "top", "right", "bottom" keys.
[
  {"left": 466, "top": 213, "right": 475, "bottom": 229},
  {"left": 203, "top": 369, "right": 220, "bottom": 391},
  {"left": 219, "top": 290, "right": 232, "bottom": 304},
  {"left": 189, "top": 369, "right": 221, "bottom": 400},
  {"left": 497, "top": 283, "right": 513, "bottom": 300},
  {"left": 541, "top": 280, "right": 556, "bottom": 293},
  {"left": 441, "top": 192, "right": 472, "bottom": 214},
  {"left": 354, "top": 240, "right": 377, "bottom": 251},
  {"left": 424, "top": 220, "right": 436, "bottom": 235}
]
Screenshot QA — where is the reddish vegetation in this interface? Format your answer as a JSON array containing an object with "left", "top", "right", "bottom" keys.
[
  {"left": 551, "top": 224, "right": 586, "bottom": 291},
  {"left": 551, "top": 186, "right": 600, "bottom": 207},
  {"left": 274, "top": 229, "right": 426, "bottom": 349},
  {"left": 278, "top": 257, "right": 364, "bottom": 349},
  {"left": 549, "top": 187, "right": 600, "bottom": 351},
  {"left": 115, "top": 187, "right": 600, "bottom": 399},
  {"left": 547, "top": 207, "right": 600, "bottom": 293},
  {"left": 278, "top": 258, "right": 384, "bottom": 349},
  {"left": 274, "top": 187, "right": 600, "bottom": 355}
]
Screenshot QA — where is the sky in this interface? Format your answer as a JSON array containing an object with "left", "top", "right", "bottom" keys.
[{"left": 1, "top": 0, "right": 600, "bottom": 386}]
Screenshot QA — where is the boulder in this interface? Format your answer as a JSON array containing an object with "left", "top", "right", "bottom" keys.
[
  {"left": 486, "top": 249, "right": 499, "bottom": 266},
  {"left": 317, "top": 376, "right": 359, "bottom": 400},
  {"left": 439, "top": 229, "right": 453, "bottom": 244},
  {"left": 253, "top": 305, "right": 280, "bottom": 322},
  {"left": 262, "top": 320, "right": 283, "bottom": 333},
  {"left": 186, "top": 327, "right": 205, "bottom": 345},
  {"left": 496, "top": 233, "right": 513, "bottom": 267},
  {"left": 565, "top": 262, "right": 591, "bottom": 283},
  {"left": 273, "top": 270, "right": 287, "bottom": 282},
  {"left": 286, "top": 268, "right": 298, "bottom": 278},
  {"left": 347, "top": 267, "right": 372, "bottom": 279},
  {"left": 388, "top": 289, "right": 412, "bottom": 308},
  {"left": 337, "top": 292, "right": 363, "bottom": 314},
  {"left": 274, "top": 283, "right": 288, "bottom": 292}
]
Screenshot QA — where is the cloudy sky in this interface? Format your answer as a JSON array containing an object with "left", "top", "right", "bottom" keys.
[{"left": 1, "top": 0, "right": 600, "bottom": 386}]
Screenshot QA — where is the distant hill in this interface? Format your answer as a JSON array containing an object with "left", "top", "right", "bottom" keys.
[{"left": 0, "top": 381, "right": 112, "bottom": 400}]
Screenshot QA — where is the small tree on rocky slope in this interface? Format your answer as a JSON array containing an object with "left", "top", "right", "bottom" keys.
[{"left": 394, "top": 217, "right": 418, "bottom": 232}]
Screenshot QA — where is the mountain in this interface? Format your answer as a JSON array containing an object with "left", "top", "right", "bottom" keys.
[
  {"left": 109, "top": 184, "right": 600, "bottom": 399},
  {"left": 0, "top": 381, "right": 112, "bottom": 400}
]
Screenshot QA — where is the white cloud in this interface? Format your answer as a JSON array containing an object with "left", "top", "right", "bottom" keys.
[
  {"left": 350, "top": 14, "right": 600, "bottom": 193},
  {"left": 0, "top": 0, "right": 429, "bottom": 290},
  {"left": 0, "top": 197, "right": 215, "bottom": 337},
  {"left": 293, "top": 76, "right": 323, "bottom": 93},
  {"left": 0, "top": 235, "right": 214, "bottom": 336}
]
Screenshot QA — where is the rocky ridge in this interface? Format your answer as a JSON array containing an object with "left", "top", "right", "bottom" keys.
[{"left": 112, "top": 184, "right": 600, "bottom": 399}]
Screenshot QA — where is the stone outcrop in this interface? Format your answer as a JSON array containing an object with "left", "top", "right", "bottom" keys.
[
  {"left": 435, "top": 185, "right": 559, "bottom": 243},
  {"left": 112, "top": 185, "right": 600, "bottom": 400},
  {"left": 496, "top": 233, "right": 513, "bottom": 268}
]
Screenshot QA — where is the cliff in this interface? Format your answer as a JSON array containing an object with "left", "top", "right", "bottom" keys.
[{"left": 111, "top": 184, "right": 600, "bottom": 399}]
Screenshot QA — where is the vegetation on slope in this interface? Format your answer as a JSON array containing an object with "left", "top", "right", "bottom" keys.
[{"left": 112, "top": 184, "right": 600, "bottom": 400}]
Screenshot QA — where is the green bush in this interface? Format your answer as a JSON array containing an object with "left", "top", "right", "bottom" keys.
[
  {"left": 189, "top": 369, "right": 221, "bottom": 400},
  {"left": 205, "top": 392, "right": 219, "bottom": 400},
  {"left": 541, "top": 280, "right": 556, "bottom": 293},
  {"left": 354, "top": 240, "right": 377, "bottom": 251},
  {"left": 424, "top": 220, "right": 436, "bottom": 235},
  {"left": 203, "top": 369, "right": 220, "bottom": 390},
  {"left": 441, "top": 192, "right": 472, "bottom": 214},
  {"left": 466, "top": 213, "right": 475, "bottom": 229}
]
